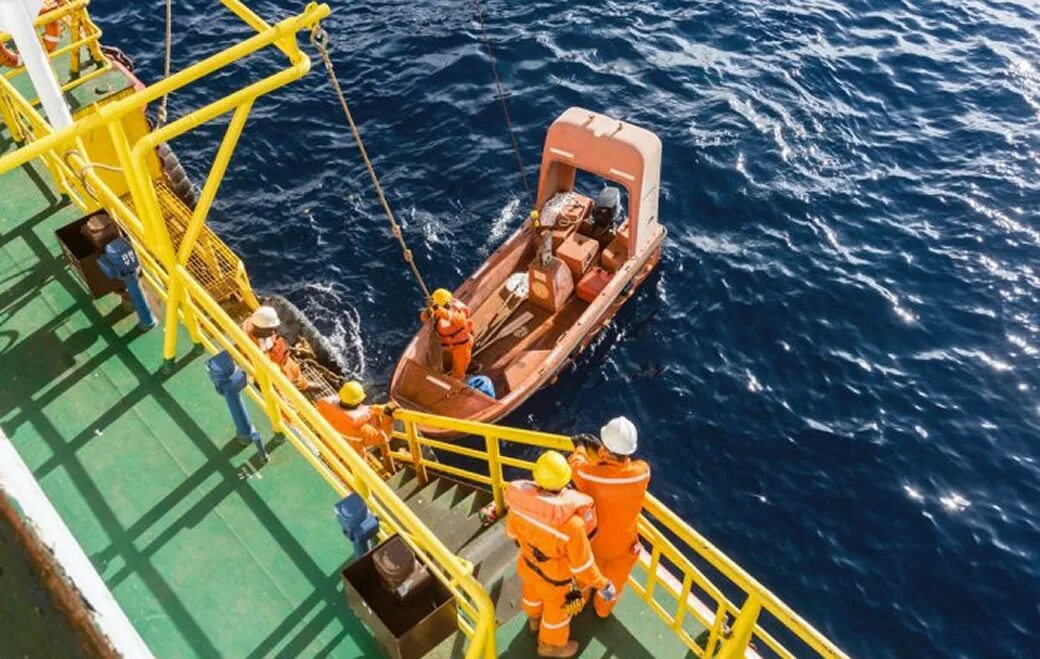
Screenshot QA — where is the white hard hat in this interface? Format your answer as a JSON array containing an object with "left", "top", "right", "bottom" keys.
[
  {"left": 600, "top": 416, "right": 638, "bottom": 455},
  {"left": 251, "top": 306, "right": 281, "bottom": 329}
]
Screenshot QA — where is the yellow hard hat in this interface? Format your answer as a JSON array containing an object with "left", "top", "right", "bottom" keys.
[
  {"left": 431, "top": 288, "right": 453, "bottom": 307},
  {"left": 338, "top": 380, "right": 366, "bottom": 406},
  {"left": 533, "top": 450, "right": 572, "bottom": 491}
]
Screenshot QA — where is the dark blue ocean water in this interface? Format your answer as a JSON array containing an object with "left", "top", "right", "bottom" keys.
[{"left": 98, "top": 1, "right": 1040, "bottom": 657}]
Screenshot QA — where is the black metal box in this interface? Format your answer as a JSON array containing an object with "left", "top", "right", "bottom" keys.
[
  {"left": 342, "top": 535, "right": 457, "bottom": 659},
  {"left": 54, "top": 216, "right": 124, "bottom": 299}
]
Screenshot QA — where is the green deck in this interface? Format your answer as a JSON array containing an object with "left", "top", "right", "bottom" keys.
[{"left": 0, "top": 48, "right": 696, "bottom": 659}]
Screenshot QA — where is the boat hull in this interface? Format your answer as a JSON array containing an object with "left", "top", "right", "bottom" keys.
[{"left": 390, "top": 223, "right": 665, "bottom": 439}]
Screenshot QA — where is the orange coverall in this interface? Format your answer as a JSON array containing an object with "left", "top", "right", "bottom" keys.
[
  {"left": 315, "top": 399, "right": 393, "bottom": 458},
  {"left": 506, "top": 492, "right": 608, "bottom": 648},
  {"left": 242, "top": 319, "right": 309, "bottom": 390},
  {"left": 423, "top": 299, "right": 474, "bottom": 379},
  {"left": 569, "top": 446, "right": 651, "bottom": 616}
]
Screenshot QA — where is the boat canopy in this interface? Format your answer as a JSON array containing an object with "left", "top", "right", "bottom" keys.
[{"left": 535, "top": 107, "right": 662, "bottom": 258}]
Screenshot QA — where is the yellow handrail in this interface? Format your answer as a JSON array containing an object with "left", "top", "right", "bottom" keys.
[
  {"left": 391, "top": 410, "right": 849, "bottom": 659},
  {"left": 0, "top": 2, "right": 846, "bottom": 656},
  {"left": 0, "top": 2, "right": 499, "bottom": 656}
]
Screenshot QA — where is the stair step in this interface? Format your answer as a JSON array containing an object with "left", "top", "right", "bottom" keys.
[
  {"left": 462, "top": 523, "right": 517, "bottom": 588},
  {"left": 384, "top": 468, "right": 524, "bottom": 628},
  {"left": 387, "top": 467, "right": 429, "bottom": 502}
]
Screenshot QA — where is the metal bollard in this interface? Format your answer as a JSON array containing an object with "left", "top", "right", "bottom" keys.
[
  {"left": 205, "top": 351, "right": 267, "bottom": 461},
  {"left": 334, "top": 494, "right": 379, "bottom": 559},
  {"left": 96, "top": 237, "right": 156, "bottom": 330}
]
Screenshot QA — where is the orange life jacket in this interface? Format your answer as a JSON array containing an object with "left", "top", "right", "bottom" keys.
[
  {"left": 241, "top": 319, "right": 308, "bottom": 390},
  {"left": 505, "top": 480, "right": 597, "bottom": 537},
  {"left": 435, "top": 299, "right": 474, "bottom": 347},
  {"left": 505, "top": 482, "right": 605, "bottom": 589},
  {"left": 316, "top": 398, "right": 371, "bottom": 435},
  {"left": 316, "top": 398, "right": 391, "bottom": 455}
]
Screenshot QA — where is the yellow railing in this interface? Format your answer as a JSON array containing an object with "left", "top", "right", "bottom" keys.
[
  {"left": 0, "top": 0, "right": 111, "bottom": 112},
  {"left": 0, "top": 2, "right": 499, "bottom": 657},
  {"left": 0, "top": 2, "right": 846, "bottom": 657},
  {"left": 391, "top": 411, "right": 849, "bottom": 659}
]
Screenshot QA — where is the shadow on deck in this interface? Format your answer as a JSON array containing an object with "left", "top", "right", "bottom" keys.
[{"left": 0, "top": 157, "right": 378, "bottom": 657}]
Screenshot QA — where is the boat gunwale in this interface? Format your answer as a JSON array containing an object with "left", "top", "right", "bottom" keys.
[{"left": 390, "top": 217, "right": 667, "bottom": 438}]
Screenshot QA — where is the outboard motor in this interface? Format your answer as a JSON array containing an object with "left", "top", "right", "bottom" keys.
[{"left": 587, "top": 186, "right": 624, "bottom": 247}]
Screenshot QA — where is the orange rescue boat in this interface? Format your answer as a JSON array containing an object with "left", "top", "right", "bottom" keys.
[{"left": 390, "top": 107, "right": 666, "bottom": 437}]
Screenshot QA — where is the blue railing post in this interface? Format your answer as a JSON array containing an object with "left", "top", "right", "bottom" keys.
[
  {"left": 334, "top": 494, "right": 379, "bottom": 559},
  {"left": 96, "top": 236, "right": 156, "bottom": 330},
  {"left": 205, "top": 351, "right": 267, "bottom": 461}
]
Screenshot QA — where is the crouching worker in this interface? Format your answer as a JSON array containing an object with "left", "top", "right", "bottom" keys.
[
  {"left": 569, "top": 416, "right": 650, "bottom": 618},
  {"left": 506, "top": 450, "right": 617, "bottom": 658},
  {"left": 242, "top": 306, "right": 310, "bottom": 391},
  {"left": 316, "top": 381, "right": 396, "bottom": 471}
]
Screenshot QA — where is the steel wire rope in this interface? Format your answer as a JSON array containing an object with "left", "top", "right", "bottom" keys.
[
  {"left": 309, "top": 26, "right": 432, "bottom": 301},
  {"left": 473, "top": 0, "right": 533, "bottom": 208},
  {"left": 157, "top": 0, "right": 172, "bottom": 126}
]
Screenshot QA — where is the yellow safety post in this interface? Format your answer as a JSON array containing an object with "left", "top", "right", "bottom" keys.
[
  {"left": 0, "top": 92, "right": 24, "bottom": 142},
  {"left": 484, "top": 434, "right": 505, "bottom": 516},
  {"left": 69, "top": 11, "right": 82, "bottom": 76},
  {"left": 176, "top": 100, "right": 253, "bottom": 264},
  {"left": 105, "top": 119, "right": 200, "bottom": 361},
  {"left": 715, "top": 594, "right": 762, "bottom": 659},
  {"left": 405, "top": 420, "right": 428, "bottom": 485}
]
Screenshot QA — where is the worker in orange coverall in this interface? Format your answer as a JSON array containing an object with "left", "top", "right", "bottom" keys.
[
  {"left": 506, "top": 450, "right": 617, "bottom": 658},
  {"left": 569, "top": 416, "right": 651, "bottom": 618},
  {"left": 242, "top": 306, "right": 310, "bottom": 391},
  {"left": 316, "top": 380, "right": 396, "bottom": 470},
  {"left": 420, "top": 287, "right": 474, "bottom": 379}
]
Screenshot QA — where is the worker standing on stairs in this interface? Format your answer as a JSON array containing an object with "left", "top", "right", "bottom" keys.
[
  {"left": 316, "top": 381, "right": 396, "bottom": 471},
  {"left": 506, "top": 450, "right": 617, "bottom": 658},
  {"left": 569, "top": 416, "right": 651, "bottom": 618},
  {"left": 242, "top": 306, "right": 310, "bottom": 391},
  {"left": 420, "top": 288, "right": 474, "bottom": 380}
]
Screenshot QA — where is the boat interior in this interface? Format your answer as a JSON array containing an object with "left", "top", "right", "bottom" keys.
[
  {"left": 392, "top": 107, "right": 665, "bottom": 420},
  {"left": 395, "top": 189, "right": 635, "bottom": 410}
]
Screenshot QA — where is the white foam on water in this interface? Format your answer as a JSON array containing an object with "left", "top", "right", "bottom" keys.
[
  {"left": 293, "top": 281, "right": 367, "bottom": 377},
  {"left": 486, "top": 197, "right": 521, "bottom": 247}
]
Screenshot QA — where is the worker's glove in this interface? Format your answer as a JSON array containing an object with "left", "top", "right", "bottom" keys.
[
  {"left": 563, "top": 587, "right": 585, "bottom": 616},
  {"left": 384, "top": 401, "right": 400, "bottom": 417},
  {"left": 571, "top": 433, "right": 601, "bottom": 450},
  {"left": 597, "top": 581, "right": 618, "bottom": 602}
]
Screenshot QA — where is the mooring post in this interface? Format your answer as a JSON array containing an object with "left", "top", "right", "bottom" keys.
[
  {"left": 334, "top": 493, "right": 379, "bottom": 559},
  {"left": 97, "top": 236, "right": 156, "bottom": 330},
  {"left": 205, "top": 351, "right": 267, "bottom": 461}
]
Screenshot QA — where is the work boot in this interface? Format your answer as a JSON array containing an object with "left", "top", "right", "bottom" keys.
[
  {"left": 537, "top": 640, "right": 578, "bottom": 658},
  {"left": 528, "top": 617, "right": 540, "bottom": 634}
]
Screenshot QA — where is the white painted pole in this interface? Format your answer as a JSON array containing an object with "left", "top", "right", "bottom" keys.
[
  {"left": 0, "top": 431, "right": 154, "bottom": 658},
  {"left": 0, "top": 0, "right": 73, "bottom": 130}
]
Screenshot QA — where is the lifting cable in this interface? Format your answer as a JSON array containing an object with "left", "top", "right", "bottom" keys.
[
  {"left": 157, "top": 0, "right": 173, "bottom": 127},
  {"left": 473, "top": 0, "right": 533, "bottom": 208},
  {"left": 310, "top": 26, "right": 432, "bottom": 302}
]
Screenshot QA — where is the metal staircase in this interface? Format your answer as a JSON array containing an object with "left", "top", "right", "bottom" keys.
[{"left": 387, "top": 469, "right": 523, "bottom": 629}]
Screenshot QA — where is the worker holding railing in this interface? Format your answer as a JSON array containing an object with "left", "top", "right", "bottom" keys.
[
  {"left": 316, "top": 380, "right": 396, "bottom": 471},
  {"left": 242, "top": 306, "right": 310, "bottom": 390},
  {"left": 569, "top": 416, "right": 651, "bottom": 618}
]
